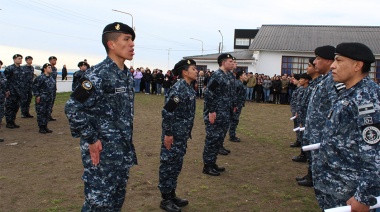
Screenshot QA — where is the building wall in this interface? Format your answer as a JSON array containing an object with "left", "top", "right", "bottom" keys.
[{"left": 255, "top": 51, "right": 315, "bottom": 76}]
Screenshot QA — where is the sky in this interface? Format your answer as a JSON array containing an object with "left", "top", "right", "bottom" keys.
[{"left": 1, "top": 0, "right": 379, "bottom": 72}]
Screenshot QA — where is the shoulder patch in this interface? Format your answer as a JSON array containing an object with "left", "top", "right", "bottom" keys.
[
  {"left": 71, "top": 78, "right": 95, "bottom": 103},
  {"left": 362, "top": 125, "right": 380, "bottom": 145},
  {"left": 164, "top": 96, "right": 180, "bottom": 112},
  {"left": 82, "top": 80, "right": 93, "bottom": 90}
]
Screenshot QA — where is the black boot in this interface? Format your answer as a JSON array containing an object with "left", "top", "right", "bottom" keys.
[
  {"left": 202, "top": 164, "right": 220, "bottom": 176},
  {"left": 171, "top": 190, "right": 188, "bottom": 207},
  {"left": 290, "top": 141, "right": 301, "bottom": 147},
  {"left": 6, "top": 122, "right": 15, "bottom": 129},
  {"left": 297, "top": 174, "right": 313, "bottom": 187},
  {"left": 230, "top": 137, "right": 241, "bottom": 142},
  {"left": 0, "top": 138, "right": 4, "bottom": 142},
  {"left": 13, "top": 122, "right": 20, "bottom": 128},
  {"left": 222, "top": 146, "right": 231, "bottom": 153},
  {"left": 213, "top": 164, "right": 225, "bottom": 172},
  {"left": 160, "top": 192, "right": 181, "bottom": 212},
  {"left": 39, "top": 126, "right": 47, "bottom": 134},
  {"left": 45, "top": 126, "right": 53, "bottom": 133},
  {"left": 292, "top": 154, "right": 307, "bottom": 162},
  {"left": 21, "top": 113, "right": 34, "bottom": 118},
  {"left": 218, "top": 148, "right": 229, "bottom": 155},
  {"left": 49, "top": 116, "right": 57, "bottom": 121}
]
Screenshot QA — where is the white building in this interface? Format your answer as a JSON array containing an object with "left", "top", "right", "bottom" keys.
[{"left": 184, "top": 25, "right": 380, "bottom": 81}]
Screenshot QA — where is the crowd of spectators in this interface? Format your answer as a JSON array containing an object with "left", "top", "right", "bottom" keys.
[
  {"left": 130, "top": 66, "right": 298, "bottom": 105},
  {"left": 245, "top": 73, "right": 298, "bottom": 104}
]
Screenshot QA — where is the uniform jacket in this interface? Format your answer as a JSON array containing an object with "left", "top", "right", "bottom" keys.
[
  {"left": 32, "top": 74, "right": 56, "bottom": 102},
  {"left": 314, "top": 76, "right": 380, "bottom": 207},
  {"left": 4, "top": 64, "right": 23, "bottom": 94},
  {"left": 162, "top": 79, "right": 196, "bottom": 139},
  {"left": 65, "top": 56, "right": 137, "bottom": 166}
]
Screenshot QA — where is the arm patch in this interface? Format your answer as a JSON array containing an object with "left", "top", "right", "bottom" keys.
[
  {"left": 208, "top": 79, "right": 219, "bottom": 92},
  {"left": 164, "top": 96, "right": 180, "bottom": 112},
  {"left": 71, "top": 78, "right": 95, "bottom": 103}
]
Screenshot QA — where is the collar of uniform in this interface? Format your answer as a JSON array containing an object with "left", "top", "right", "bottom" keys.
[{"left": 105, "top": 56, "right": 129, "bottom": 72}]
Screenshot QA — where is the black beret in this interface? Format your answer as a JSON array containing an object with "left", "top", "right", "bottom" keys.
[
  {"left": 235, "top": 70, "right": 244, "bottom": 79},
  {"left": 13, "top": 54, "right": 23, "bottom": 59},
  {"left": 217, "top": 53, "right": 234, "bottom": 63},
  {"left": 335, "top": 42, "right": 375, "bottom": 64},
  {"left": 78, "top": 61, "right": 87, "bottom": 67},
  {"left": 293, "top": 74, "right": 300, "bottom": 80},
  {"left": 42, "top": 63, "right": 51, "bottom": 70},
  {"left": 25, "top": 56, "right": 33, "bottom": 60},
  {"left": 172, "top": 59, "right": 196, "bottom": 76},
  {"left": 103, "top": 22, "right": 135, "bottom": 41},
  {"left": 314, "top": 45, "right": 335, "bottom": 60},
  {"left": 308, "top": 57, "right": 316, "bottom": 66},
  {"left": 48, "top": 56, "right": 57, "bottom": 60},
  {"left": 300, "top": 73, "right": 312, "bottom": 81}
]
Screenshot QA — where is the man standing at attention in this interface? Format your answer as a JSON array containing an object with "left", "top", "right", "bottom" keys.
[
  {"left": 202, "top": 53, "right": 235, "bottom": 176},
  {"left": 4, "top": 54, "right": 23, "bottom": 129},
  {"left": 313, "top": 42, "right": 379, "bottom": 211},
  {"left": 20, "top": 56, "right": 34, "bottom": 118},
  {"left": 229, "top": 70, "right": 248, "bottom": 142},
  {"left": 48, "top": 56, "right": 58, "bottom": 121},
  {"left": 303, "top": 45, "right": 337, "bottom": 162},
  {"left": 65, "top": 22, "right": 137, "bottom": 211}
]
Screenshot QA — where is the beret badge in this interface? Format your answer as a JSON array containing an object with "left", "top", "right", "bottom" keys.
[{"left": 115, "top": 24, "right": 120, "bottom": 30}]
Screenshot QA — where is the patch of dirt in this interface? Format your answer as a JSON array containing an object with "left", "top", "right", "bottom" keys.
[{"left": 0, "top": 93, "right": 320, "bottom": 211}]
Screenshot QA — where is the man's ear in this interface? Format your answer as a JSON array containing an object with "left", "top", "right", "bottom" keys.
[{"left": 107, "top": 40, "right": 115, "bottom": 50}]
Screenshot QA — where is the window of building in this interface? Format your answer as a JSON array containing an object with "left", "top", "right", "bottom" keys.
[
  {"left": 369, "top": 60, "right": 380, "bottom": 83},
  {"left": 196, "top": 65, "right": 207, "bottom": 72},
  {"left": 235, "top": 38, "right": 250, "bottom": 46},
  {"left": 236, "top": 66, "right": 248, "bottom": 73},
  {"left": 281, "top": 56, "right": 310, "bottom": 76},
  {"left": 282, "top": 57, "right": 380, "bottom": 83}
]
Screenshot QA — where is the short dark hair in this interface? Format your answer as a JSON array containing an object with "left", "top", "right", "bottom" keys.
[
  {"left": 362, "top": 62, "right": 371, "bottom": 73},
  {"left": 102, "top": 32, "right": 123, "bottom": 53}
]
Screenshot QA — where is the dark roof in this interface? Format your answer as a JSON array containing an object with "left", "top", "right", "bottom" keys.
[
  {"left": 249, "top": 25, "right": 380, "bottom": 54},
  {"left": 184, "top": 50, "right": 253, "bottom": 60}
]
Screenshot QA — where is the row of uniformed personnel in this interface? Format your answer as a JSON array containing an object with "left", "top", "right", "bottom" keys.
[
  {"left": 289, "top": 44, "right": 379, "bottom": 211},
  {"left": 0, "top": 55, "right": 58, "bottom": 136},
  {"left": 65, "top": 21, "right": 249, "bottom": 212}
]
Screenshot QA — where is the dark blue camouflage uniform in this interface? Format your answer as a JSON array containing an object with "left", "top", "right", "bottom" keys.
[
  {"left": 203, "top": 69, "right": 232, "bottom": 165},
  {"left": 4, "top": 64, "right": 22, "bottom": 124},
  {"left": 313, "top": 76, "right": 380, "bottom": 210},
  {"left": 290, "top": 86, "right": 302, "bottom": 143},
  {"left": 49, "top": 66, "right": 57, "bottom": 117},
  {"left": 65, "top": 57, "right": 137, "bottom": 211},
  {"left": 32, "top": 74, "right": 55, "bottom": 127},
  {"left": 158, "top": 79, "right": 196, "bottom": 194},
  {"left": 20, "top": 65, "right": 34, "bottom": 115},
  {"left": 304, "top": 71, "right": 338, "bottom": 159},
  {"left": 229, "top": 79, "right": 246, "bottom": 138},
  {"left": 298, "top": 76, "right": 323, "bottom": 134},
  {"left": 72, "top": 70, "right": 86, "bottom": 91},
  {"left": 0, "top": 72, "right": 6, "bottom": 123}
]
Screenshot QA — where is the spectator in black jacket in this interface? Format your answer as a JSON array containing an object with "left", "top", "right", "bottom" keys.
[
  {"left": 156, "top": 70, "right": 164, "bottom": 95},
  {"left": 151, "top": 69, "right": 157, "bottom": 94},
  {"left": 272, "top": 76, "right": 282, "bottom": 104},
  {"left": 143, "top": 69, "right": 152, "bottom": 94},
  {"left": 163, "top": 70, "right": 173, "bottom": 96}
]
